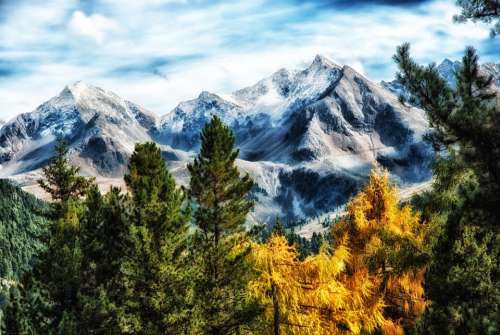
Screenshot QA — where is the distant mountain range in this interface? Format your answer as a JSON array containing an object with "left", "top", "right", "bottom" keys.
[{"left": 1, "top": 56, "right": 498, "bottom": 223}]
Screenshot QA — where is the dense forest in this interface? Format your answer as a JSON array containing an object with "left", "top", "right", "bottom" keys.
[
  {"left": 0, "top": 1, "right": 498, "bottom": 334},
  {"left": 0, "top": 180, "right": 48, "bottom": 308}
]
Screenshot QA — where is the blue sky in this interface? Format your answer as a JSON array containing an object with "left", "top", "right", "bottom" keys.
[{"left": 0, "top": 0, "right": 497, "bottom": 120}]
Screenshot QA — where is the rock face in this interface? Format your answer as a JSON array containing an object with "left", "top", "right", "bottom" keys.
[{"left": 0, "top": 56, "right": 435, "bottom": 223}]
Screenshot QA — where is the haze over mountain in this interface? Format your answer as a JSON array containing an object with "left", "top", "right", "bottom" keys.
[{"left": 1, "top": 55, "right": 497, "bottom": 223}]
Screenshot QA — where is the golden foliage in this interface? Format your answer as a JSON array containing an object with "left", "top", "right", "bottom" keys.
[
  {"left": 250, "top": 171, "right": 429, "bottom": 335},
  {"left": 249, "top": 235, "right": 384, "bottom": 334},
  {"left": 332, "top": 171, "right": 428, "bottom": 334}
]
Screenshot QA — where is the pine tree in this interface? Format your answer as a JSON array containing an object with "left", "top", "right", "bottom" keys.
[
  {"left": 394, "top": 44, "right": 499, "bottom": 334},
  {"left": 454, "top": 0, "right": 500, "bottom": 37},
  {"left": 44, "top": 199, "right": 84, "bottom": 332},
  {"left": 117, "top": 142, "right": 190, "bottom": 333},
  {"left": 188, "top": 115, "right": 260, "bottom": 334},
  {"left": 79, "top": 186, "right": 133, "bottom": 334},
  {"left": 39, "top": 139, "right": 94, "bottom": 218},
  {"left": 33, "top": 139, "right": 93, "bottom": 331},
  {"left": 5, "top": 138, "right": 94, "bottom": 333},
  {"left": 2, "top": 288, "right": 30, "bottom": 334}
]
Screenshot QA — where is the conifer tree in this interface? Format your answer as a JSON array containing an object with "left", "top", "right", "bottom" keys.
[
  {"left": 332, "top": 172, "right": 429, "bottom": 334},
  {"left": 118, "top": 142, "right": 190, "bottom": 333},
  {"left": 250, "top": 173, "right": 428, "bottom": 335},
  {"left": 4, "top": 138, "right": 94, "bottom": 333},
  {"left": 250, "top": 234, "right": 385, "bottom": 335},
  {"left": 28, "top": 139, "right": 93, "bottom": 331},
  {"left": 79, "top": 186, "right": 133, "bottom": 334},
  {"left": 454, "top": 0, "right": 500, "bottom": 37},
  {"left": 188, "top": 115, "right": 260, "bottom": 334},
  {"left": 39, "top": 139, "right": 94, "bottom": 217},
  {"left": 394, "top": 44, "right": 500, "bottom": 334},
  {"left": 2, "top": 288, "right": 30, "bottom": 334}
]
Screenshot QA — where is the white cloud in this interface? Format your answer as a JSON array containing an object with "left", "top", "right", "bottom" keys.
[
  {"left": 68, "top": 11, "right": 119, "bottom": 44},
  {"left": 0, "top": 0, "right": 495, "bottom": 120}
]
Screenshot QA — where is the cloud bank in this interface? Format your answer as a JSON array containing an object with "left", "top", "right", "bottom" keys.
[{"left": 0, "top": 0, "right": 496, "bottom": 120}]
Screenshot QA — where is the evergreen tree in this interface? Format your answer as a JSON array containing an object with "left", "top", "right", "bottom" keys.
[
  {"left": 39, "top": 139, "right": 93, "bottom": 218},
  {"left": 34, "top": 139, "right": 93, "bottom": 332},
  {"left": 271, "top": 217, "right": 286, "bottom": 237},
  {"left": 0, "top": 179, "right": 48, "bottom": 329},
  {"left": 454, "top": 0, "right": 500, "bottom": 37},
  {"left": 5, "top": 138, "right": 94, "bottom": 333},
  {"left": 117, "top": 142, "right": 190, "bottom": 334},
  {"left": 394, "top": 44, "right": 499, "bottom": 334},
  {"left": 2, "top": 288, "right": 30, "bottom": 334},
  {"left": 43, "top": 198, "right": 84, "bottom": 333},
  {"left": 78, "top": 186, "right": 133, "bottom": 334},
  {"left": 188, "top": 115, "right": 260, "bottom": 334},
  {"left": 309, "top": 232, "right": 324, "bottom": 255}
]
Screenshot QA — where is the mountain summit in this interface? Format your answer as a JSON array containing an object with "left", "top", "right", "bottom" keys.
[
  {"left": 0, "top": 82, "right": 156, "bottom": 176},
  {"left": 0, "top": 55, "right": 435, "bottom": 222}
]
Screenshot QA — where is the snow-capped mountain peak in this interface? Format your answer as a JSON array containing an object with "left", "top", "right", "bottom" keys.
[
  {"left": 436, "top": 58, "right": 461, "bottom": 88},
  {"left": 1, "top": 54, "right": 434, "bottom": 223},
  {"left": 0, "top": 82, "right": 157, "bottom": 176},
  {"left": 310, "top": 54, "right": 340, "bottom": 70}
]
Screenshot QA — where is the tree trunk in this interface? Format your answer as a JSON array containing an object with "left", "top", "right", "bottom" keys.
[{"left": 272, "top": 282, "right": 280, "bottom": 335}]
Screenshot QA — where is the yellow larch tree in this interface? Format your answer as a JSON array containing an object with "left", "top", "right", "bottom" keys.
[
  {"left": 249, "top": 234, "right": 385, "bottom": 335},
  {"left": 250, "top": 172, "right": 429, "bottom": 335},
  {"left": 332, "top": 171, "right": 429, "bottom": 335}
]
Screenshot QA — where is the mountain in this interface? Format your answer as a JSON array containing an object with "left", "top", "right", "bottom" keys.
[
  {"left": 482, "top": 62, "right": 500, "bottom": 87},
  {"left": 382, "top": 59, "right": 500, "bottom": 96},
  {"left": 0, "top": 55, "right": 434, "bottom": 223},
  {"left": 0, "top": 82, "right": 156, "bottom": 177},
  {"left": 157, "top": 55, "right": 432, "bottom": 221}
]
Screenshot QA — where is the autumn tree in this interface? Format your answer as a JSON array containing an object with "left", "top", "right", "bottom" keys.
[
  {"left": 332, "top": 172, "right": 429, "bottom": 335},
  {"left": 188, "top": 115, "right": 260, "bottom": 334},
  {"left": 250, "top": 233, "right": 386, "bottom": 335}
]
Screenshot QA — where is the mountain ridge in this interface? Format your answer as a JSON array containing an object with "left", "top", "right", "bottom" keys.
[{"left": 3, "top": 54, "right": 483, "bottom": 223}]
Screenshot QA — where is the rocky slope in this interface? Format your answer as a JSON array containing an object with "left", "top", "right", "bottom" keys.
[{"left": 0, "top": 55, "right": 440, "bottom": 223}]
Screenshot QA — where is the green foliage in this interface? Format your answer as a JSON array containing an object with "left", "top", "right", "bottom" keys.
[
  {"left": 2, "top": 138, "right": 95, "bottom": 332},
  {"left": 257, "top": 218, "right": 328, "bottom": 260},
  {"left": 454, "top": 0, "right": 500, "bottom": 37},
  {"left": 4, "top": 141, "right": 193, "bottom": 334},
  {"left": 78, "top": 186, "right": 133, "bottom": 333},
  {"left": 188, "top": 115, "right": 261, "bottom": 334},
  {"left": 0, "top": 180, "right": 48, "bottom": 288},
  {"left": 38, "top": 139, "right": 94, "bottom": 218},
  {"left": 0, "top": 179, "right": 49, "bottom": 333},
  {"left": 395, "top": 44, "right": 499, "bottom": 334},
  {"left": 116, "top": 142, "right": 191, "bottom": 333}
]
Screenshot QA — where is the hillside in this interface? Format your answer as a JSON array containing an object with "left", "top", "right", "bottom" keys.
[{"left": 0, "top": 179, "right": 48, "bottom": 302}]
